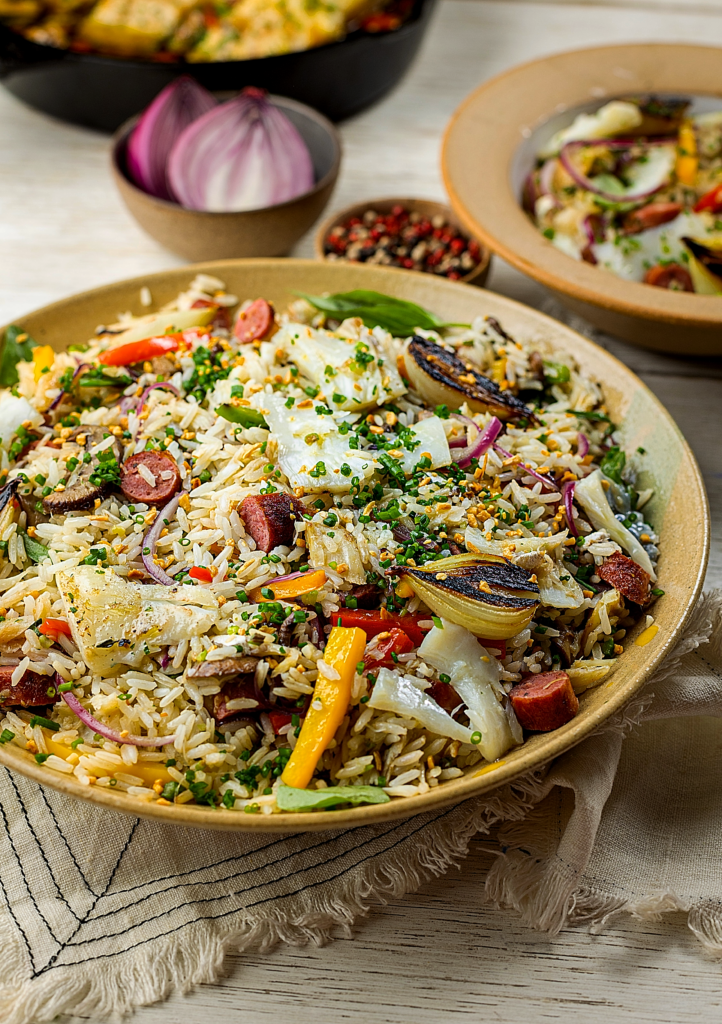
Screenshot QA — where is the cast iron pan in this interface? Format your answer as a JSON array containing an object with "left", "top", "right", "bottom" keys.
[{"left": 0, "top": 0, "right": 436, "bottom": 131}]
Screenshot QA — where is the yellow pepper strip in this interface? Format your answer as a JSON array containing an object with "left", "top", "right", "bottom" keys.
[
  {"left": 676, "top": 121, "right": 698, "bottom": 187},
  {"left": 43, "top": 732, "right": 172, "bottom": 785},
  {"left": 32, "top": 345, "right": 55, "bottom": 383},
  {"left": 250, "top": 569, "right": 326, "bottom": 603},
  {"left": 281, "top": 625, "right": 367, "bottom": 790}
]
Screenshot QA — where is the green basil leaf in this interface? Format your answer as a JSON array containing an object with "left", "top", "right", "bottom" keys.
[
  {"left": 0, "top": 325, "right": 35, "bottom": 388},
  {"left": 21, "top": 531, "right": 49, "bottom": 564},
  {"left": 296, "top": 290, "right": 465, "bottom": 337},
  {"left": 78, "top": 371, "right": 133, "bottom": 389},
  {"left": 215, "top": 405, "right": 268, "bottom": 429},
  {"left": 565, "top": 409, "right": 614, "bottom": 425},
  {"left": 600, "top": 445, "right": 626, "bottom": 484},
  {"left": 276, "top": 783, "right": 390, "bottom": 812}
]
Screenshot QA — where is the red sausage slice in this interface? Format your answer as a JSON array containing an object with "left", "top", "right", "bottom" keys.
[
  {"left": 239, "top": 492, "right": 305, "bottom": 552},
  {"left": 0, "top": 667, "right": 55, "bottom": 707},
  {"left": 597, "top": 550, "right": 651, "bottom": 605},
  {"left": 622, "top": 202, "right": 682, "bottom": 235},
  {"left": 643, "top": 263, "right": 694, "bottom": 292},
  {"left": 234, "top": 298, "right": 274, "bottom": 344},
  {"left": 120, "top": 452, "right": 181, "bottom": 506},
  {"left": 509, "top": 671, "right": 579, "bottom": 732},
  {"left": 191, "top": 298, "right": 231, "bottom": 333}
]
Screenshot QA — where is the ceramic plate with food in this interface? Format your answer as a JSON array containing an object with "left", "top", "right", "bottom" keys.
[
  {"left": 442, "top": 43, "right": 722, "bottom": 354},
  {"left": 0, "top": 260, "right": 707, "bottom": 830}
]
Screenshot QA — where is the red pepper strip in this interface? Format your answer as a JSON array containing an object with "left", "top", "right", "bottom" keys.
[
  {"left": 99, "top": 334, "right": 181, "bottom": 367},
  {"left": 334, "top": 609, "right": 432, "bottom": 647},
  {"left": 694, "top": 182, "right": 722, "bottom": 213},
  {"left": 189, "top": 566, "right": 213, "bottom": 583},
  {"left": 39, "top": 618, "right": 72, "bottom": 639},
  {"left": 268, "top": 710, "right": 294, "bottom": 734},
  {"left": 363, "top": 627, "right": 414, "bottom": 670}
]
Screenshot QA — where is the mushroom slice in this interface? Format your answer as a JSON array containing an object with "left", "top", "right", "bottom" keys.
[
  {"left": 188, "top": 656, "right": 260, "bottom": 679},
  {"left": 43, "top": 426, "right": 124, "bottom": 514},
  {"left": 402, "top": 336, "right": 534, "bottom": 422}
]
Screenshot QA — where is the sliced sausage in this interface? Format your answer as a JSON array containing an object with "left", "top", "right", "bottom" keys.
[
  {"left": 234, "top": 298, "right": 274, "bottom": 344},
  {"left": 597, "top": 550, "right": 651, "bottom": 605},
  {"left": 120, "top": 451, "right": 181, "bottom": 506},
  {"left": 622, "top": 202, "right": 682, "bottom": 235},
  {"left": 191, "top": 298, "right": 231, "bottom": 333},
  {"left": 643, "top": 263, "right": 694, "bottom": 292},
  {"left": 239, "top": 492, "right": 305, "bottom": 552},
  {"left": 188, "top": 656, "right": 259, "bottom": 679},
  {"left": 427, "top": 678, "right": 462, "bottom": 716},
  {"left": 43, "top": 426, "right": 124, "bottom": 515},
  {"left": 509, "top": 671, "right": 579, "bottom": 732},
  {"left": 0, "top": 667, "right": 55, "bottom": 707}
]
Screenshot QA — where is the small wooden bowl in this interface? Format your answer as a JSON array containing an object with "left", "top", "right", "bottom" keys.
[
  {"left": 112, "top": 95, "right": 342, "bottom": 263},
  {"left": 314, "top": 197, "right": 491, "bottom": 287},
  {"left": 442, "top": 43, "right": 722, "bottom": 355}
]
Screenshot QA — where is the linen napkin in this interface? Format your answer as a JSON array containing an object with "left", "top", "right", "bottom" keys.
[{"left": 0, "top": 591, "right": 719, "bottom": 1024}]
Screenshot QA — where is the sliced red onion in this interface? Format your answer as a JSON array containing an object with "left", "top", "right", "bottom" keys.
[
  {"left": 133, "top": 382, "right": 180, "bottom": 442},
  {"left": 521, "top": 169, "right": 540, "bottom": 214},
  {"left": 538, "top": 158, "right": 557, "bottom": 196},
  {"left": 559, "top": 139, "right": 675, "bottom": 204},
  {"left": 577, "top": 432, "right": 590, "bottom": 458},
  {"left": 142, "top": 494, "right": 181, "bottom": 586},
  {"left": 47, "top": 362, "right": 89, "bottom": 412},
  {"left": 562, "top": 480, "right": 578, "bottom": 537},
  {"left": 127, "top": 76, "right": 217, "bottom": 201},
  {"left": 450, "top": 415, "right": 503, "bottom": 469},
  {"left": 167, "top": 87, "right": 314, "bottom": 213},
  {"left": 493, "top": 442, "right": 556, "bottom": 491},
  {"left": 62, "top": 690, "right": 176, "bottom": 747}
]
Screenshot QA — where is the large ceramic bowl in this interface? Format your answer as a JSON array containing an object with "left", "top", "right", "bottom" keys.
[
  {"left": 441, "top": 43, "right": 722, "bottom": 356},
  {"left": 0, "top": 259, "right": 708, "bottom": 831},
  {"left": 0, "top": 0, "right": 436, "bottom": 131}
]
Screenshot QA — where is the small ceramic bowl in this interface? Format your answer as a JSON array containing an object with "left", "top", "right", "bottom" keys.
[
  {"left": 111, "top": 95, "right": 341, "bottom": 262},
  {"left": 314, "top": 197, "right": 491, "bottom": 287},
  {"left": 441, "top": 43, "right": 722, "bottom": 356}
]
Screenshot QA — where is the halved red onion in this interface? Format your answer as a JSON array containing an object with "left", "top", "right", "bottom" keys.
[
  {"left": 142, "top": 494, "right": 181, "bottom": 586},
  {"left": 562, "top": 480, "right": 578, "bottom": 537},
  {"left": 577, "top": 432, "right": 590, "bottom": 458},
  {"left": 167, "top": 87, "right": 314, "bottom": 213},
  {"left": 62, "top": 690, "right": 176, "bottom": 747},
  {"left": 559, "top": 139, "right": 676, "bottom": 204},
  {"left": 127, "top": 76, "right": 217, "bottom": 201},
  {"left": 493, "top": 441, "right": 557, "bottom": 491}
]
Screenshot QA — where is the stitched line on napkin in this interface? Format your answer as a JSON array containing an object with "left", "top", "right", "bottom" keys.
[
  {"left": 35, "top": 804, "right": 460, "bottom": 973},
  {"left": 38, "top": 786, "right": 98, "bottom": 897}
]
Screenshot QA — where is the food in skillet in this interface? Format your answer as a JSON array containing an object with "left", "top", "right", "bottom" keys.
[
  {"left": 0, "top": 278, "right": 662, "bottom": 813},
  {"left": 0, "top": 0, "right": 413, "bottom": 61},
  {"left": 524, "top": 95, "right": 722, "bottom": 294}
]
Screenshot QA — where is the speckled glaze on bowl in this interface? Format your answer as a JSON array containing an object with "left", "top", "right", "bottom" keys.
[
  {"left": 441, "top": 43, "right": 722, "bottom": 356},
  {"left": 314, "top": 197, "right": 491, "bottom": 287},
  {"left": 0, "top": 259, "right": 708, "bottom": 831},
  {"left": 111, "top": 95, "right": 341, "bottom": 262}
]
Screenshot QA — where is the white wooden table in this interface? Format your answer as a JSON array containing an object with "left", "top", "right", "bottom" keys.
[{"left": 1, "top": 1, "right": 722, "bottom": 1020}]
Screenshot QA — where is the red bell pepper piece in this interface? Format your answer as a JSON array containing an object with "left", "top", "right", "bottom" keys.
[
  {"left": 98, "top": 334, "right": 181, "bottom": 367},
  {"left": 694, "top": 183, "right": 722, "bottom": 213},
  {"left": 334, "top": 609, "right": 431, "bottom": 647},
  {"left": 363, "top": 627, "right": 415, "bottom": 670},
  {"left": 39, "top": 618, "right": 72, "bottom": 640},
  {"left": 189, "top": 566, "right": 213, "bottom": 583},
  {"left": 267, "top": 710, "right": 294, "bottom": 734}
]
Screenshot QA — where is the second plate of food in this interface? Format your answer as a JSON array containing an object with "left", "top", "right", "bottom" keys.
[
  {"left": 0, "top": 258, "right": 708, "bottom": 830},
  {"left": 442, "top": 43, "right": 722, "bottom": 355}
]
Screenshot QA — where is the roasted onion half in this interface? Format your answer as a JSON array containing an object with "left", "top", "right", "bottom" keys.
[
  {"left": 402, "top": 336, "right": 535, "bottom": 422},
  {"left": 396, "top": 553, "right": 540, "bottom": 640}
]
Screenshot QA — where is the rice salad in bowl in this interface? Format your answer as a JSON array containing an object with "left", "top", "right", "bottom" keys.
[{"left": 0, "top": 274, "right": 662, "bottom": 816}]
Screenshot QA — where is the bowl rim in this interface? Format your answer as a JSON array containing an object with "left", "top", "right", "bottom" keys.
[
  {"left": 313, "top": 195, "right": 492, "bottom": 284},
  {"left": 111, "top": 93, "right": 342, "bottom": 217},
  {"left": 0, "top": 256, "right": 709, "bottom": 831},
  {"left": 0, "top": 0, "right": 431, "bottom": 71},
  {"left": 441, "top": 42, "right": 722, "bottom": 330}
]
